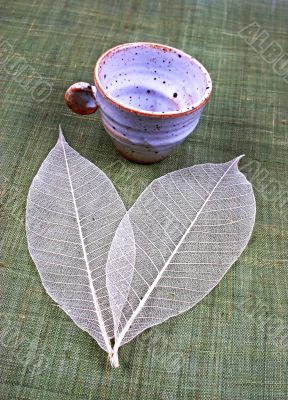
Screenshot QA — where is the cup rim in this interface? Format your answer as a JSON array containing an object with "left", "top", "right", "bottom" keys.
[{"left": 94, "top": 42, "right": 212, "bottom": 118}]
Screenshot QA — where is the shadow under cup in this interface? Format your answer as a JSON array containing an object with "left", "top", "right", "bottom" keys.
[{"left": 65, "top": 43, "right": 212, "bottom": 163}]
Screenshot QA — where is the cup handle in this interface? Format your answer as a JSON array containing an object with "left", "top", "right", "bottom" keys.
[{"left": 64, "top": 82, "right": 99, "bottom": 115}]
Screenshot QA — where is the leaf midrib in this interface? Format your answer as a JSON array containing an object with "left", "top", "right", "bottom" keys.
[
  {"left": 113, "top": 158, "right": 240, "bottom": 351},
  {"left": 60, "top": 134, "right": 112, "bottom": 353}
]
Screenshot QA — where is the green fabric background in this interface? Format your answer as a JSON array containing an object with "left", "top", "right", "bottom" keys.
[{"left": 0, "top": 0, "right": 287, "bottom": 399}]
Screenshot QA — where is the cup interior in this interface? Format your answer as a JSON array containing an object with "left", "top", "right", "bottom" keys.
[{"left": 95, "top": 43, "right": 211, "bottom": 115}]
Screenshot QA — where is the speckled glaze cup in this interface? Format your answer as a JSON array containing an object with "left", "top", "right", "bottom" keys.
[{"left": 65, "top": 42, "right": 212, "bottom": 163}]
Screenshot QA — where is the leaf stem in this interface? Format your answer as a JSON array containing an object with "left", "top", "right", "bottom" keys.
[{"left": 109, "top": 350, "right": 120, "bottom": 368}]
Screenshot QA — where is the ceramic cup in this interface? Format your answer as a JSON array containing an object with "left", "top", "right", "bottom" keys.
[{"left": 65, "top": 42, "right": 212, "bottom": 163}]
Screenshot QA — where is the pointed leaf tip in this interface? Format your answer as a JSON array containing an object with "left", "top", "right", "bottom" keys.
[
  {"left": 231, "top": 154, "right": 245, "bottom": 167},
  {"left": 58, "top": 125, "right": 65, "bottom": 142},
  {"left": 232, "top": 154, "right": 245, "bottom": 163}
]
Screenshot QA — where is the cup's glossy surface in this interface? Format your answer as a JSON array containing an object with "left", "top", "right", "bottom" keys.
[{"left": 65, "top": 42, "right": 212, "bottom": 163}]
